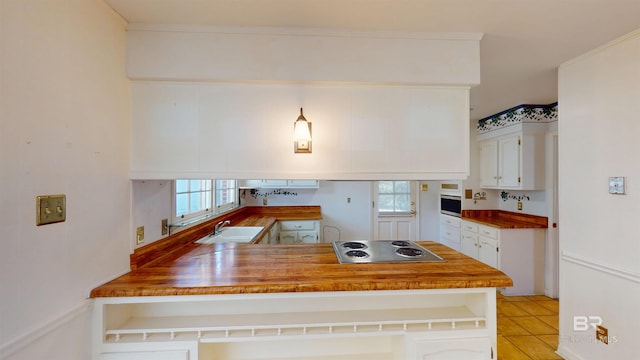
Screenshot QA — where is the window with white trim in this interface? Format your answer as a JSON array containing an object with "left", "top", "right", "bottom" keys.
[
  {"left": 377, "top": 181, "right": 411, "bottom": 215},
  {"left": 214, "top": 179, "right": 237, "bottom": 212},
  {"left": 173, "top": 179, "right": 237, "bottom": 223}
]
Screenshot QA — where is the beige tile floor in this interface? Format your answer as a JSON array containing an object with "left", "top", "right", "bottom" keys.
[{"left": 497, "top": 293, "right": 562, "bottom": 359}]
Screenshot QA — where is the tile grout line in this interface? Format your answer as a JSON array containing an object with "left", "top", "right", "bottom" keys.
[{"left": 497, "top": 295, "right": 561, "bottom": 359}]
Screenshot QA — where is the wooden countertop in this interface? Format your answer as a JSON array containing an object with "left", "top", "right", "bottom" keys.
[
  {"left": 90, "top": 241, "right": 513, "bottom": 298},
  {"left": 130, "top": 206, "right": 322, "bottom": 270},
  {"left": 461, "top": 210, "right": 548, "bottom": 229}
]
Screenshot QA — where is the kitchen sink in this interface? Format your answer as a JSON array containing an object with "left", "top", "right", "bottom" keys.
[{"left": 195, "top": 226, "right": 264, "bottom": 244}]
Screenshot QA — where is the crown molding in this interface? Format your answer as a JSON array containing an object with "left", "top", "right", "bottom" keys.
[{"left": 126, "top": 23, "right": 483, "bottom": 41}]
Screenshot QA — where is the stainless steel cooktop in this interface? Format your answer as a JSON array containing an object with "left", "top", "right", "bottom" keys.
[{"left": 332, "top": 240, "right": 445, "bottom": 264}]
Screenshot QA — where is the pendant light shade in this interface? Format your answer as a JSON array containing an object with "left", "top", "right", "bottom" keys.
[{"left": 294, "top": 108, "right": 312, "bottom": 153}]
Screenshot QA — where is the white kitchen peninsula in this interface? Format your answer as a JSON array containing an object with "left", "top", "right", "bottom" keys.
[{"left": 91, "top": 242, "right": 512, "bottom": 360}]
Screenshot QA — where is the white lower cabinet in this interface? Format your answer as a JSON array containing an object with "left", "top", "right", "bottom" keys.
[
  {"left": 93, "top": 289, "right": 498, "bottom": 360},
  {"left": 439, "top": 214, "right": 461, "bottom": 251},
  {"left": 99, "top": 350, "right": 190, "bottom": 360},
  {"left": 460, "top": 220, "right": 545, "bottom": 295},
  {"left": 278, "top": 220, "right": 319, "bottom": 244},
  {"left": 477, "top": 236, "right": 499, "bottom": 269},
  {"left": 408, "top": 336, "right": 492, "bottom": 360},
  {"left": 267, "top": 223, "right": 279, "bottom": 244}
]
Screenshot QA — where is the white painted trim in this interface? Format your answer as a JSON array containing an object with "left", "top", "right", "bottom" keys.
[
  {"left": 560, "top": 27, "right": 640, "bottom": 68},
  {"left": 126, "top": 23, "right": 484, "bottom": 41},
  {"left": 556, "top": 343, "right": 586, "bottom": 360},
  {"left": 561, "top": 251, "right": 640, "bottom": 284},
  {"left": 0, "top": 300, "right": 91, "bottom": 360}
]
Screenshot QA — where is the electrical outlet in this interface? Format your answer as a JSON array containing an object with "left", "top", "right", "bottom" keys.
[
  {"left": 161, "top": 219, "right": 168, "bottom": 235},
  {"left": 36, "top": 194, "right": 66, "bottom": 226},
  {"left": 596, "top": 325, "right": 609, "bottom": 344},
  {"left": 263, "top": 197, "right": 268, "bottom": 206},
  {"left": 136, "top": 226, "right": 145, "bottom": 245},
  {"left": 517, "top": 201, "right": 523, "bottom": 210}
]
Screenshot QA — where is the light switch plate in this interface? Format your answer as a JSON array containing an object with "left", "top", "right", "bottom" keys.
[
  {"left": 608, "top": 177, "right": 625, "bottom": 194},
  {"left": 36, "top": 194, "right": 66, "bottom": 226},
  {"left": 136, "top": 226, "right": 145, "bottom": 244}
]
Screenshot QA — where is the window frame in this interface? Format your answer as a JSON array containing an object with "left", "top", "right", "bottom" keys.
[
  {"left": 376, "top": 180, "right": 412, "bottom": 217},
  {"left": 172, "top": 179, "right": 238, "bottom": 224}
]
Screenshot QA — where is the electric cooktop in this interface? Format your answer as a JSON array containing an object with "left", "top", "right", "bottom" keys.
[{"left": 332, "top": 240, "right": 445, "bottom": 264}]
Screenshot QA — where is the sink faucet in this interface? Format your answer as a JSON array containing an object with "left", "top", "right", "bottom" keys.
[{"left": 213, "top": 220, "right": 230, "bottom": 235}]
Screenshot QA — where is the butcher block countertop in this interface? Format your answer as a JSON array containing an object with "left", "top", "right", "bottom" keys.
[
  {"left": 461, "top": 210, "right": 548, "bottom": 229},
  {"left": 90, "top": 241, "right": 512, "bottom": 298},
  {"left": 129, "top": 206, "right": 322, "bottom": 270}
]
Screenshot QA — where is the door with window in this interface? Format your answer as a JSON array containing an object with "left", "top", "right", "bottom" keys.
[{"left": 373, "top": 181, "right": 418, "bottom": 241}]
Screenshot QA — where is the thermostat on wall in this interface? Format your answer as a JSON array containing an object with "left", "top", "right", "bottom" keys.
[{"left": 608, "top": 177, "right": 625, "bottom": 195}]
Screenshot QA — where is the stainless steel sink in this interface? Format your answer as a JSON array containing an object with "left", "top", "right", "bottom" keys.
[{"left": 195, "top": 226, "right": 264, "bottom": 244}]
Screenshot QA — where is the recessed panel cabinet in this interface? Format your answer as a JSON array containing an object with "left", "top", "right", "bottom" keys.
[
  {"left": 461, "top": 220, "right": 545, "bottom": 296},
  {"left": 439, "top": 214, "right": 461, "bottom": 251},
  {"left": 478, "top": 124, "right": 546, "bottom": 190},
  {"left": 410, "top": 336, "right": 492, "bottom": 360},
  {"left": 278, "top": 220, "right": 320, "bottom": 244}
]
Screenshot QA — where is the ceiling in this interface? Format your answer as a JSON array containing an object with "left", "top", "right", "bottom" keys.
[{"left": 104, "top": 0, "right": 640, "bottom": 121}]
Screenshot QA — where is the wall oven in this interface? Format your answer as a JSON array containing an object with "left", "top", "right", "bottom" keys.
[{"left": 440, "top": 194, "right": 462, "bottom": 217}]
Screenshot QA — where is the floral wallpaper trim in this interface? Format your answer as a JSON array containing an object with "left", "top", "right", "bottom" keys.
[
  {"left": 500, "top": 191, "right": 530, "bottom": 202},
  {"left": 248, "top": 189, "right": 298, "bottom": 199},
  {"left": 477, "top": 102, "right": 558, "bottom": 134}
]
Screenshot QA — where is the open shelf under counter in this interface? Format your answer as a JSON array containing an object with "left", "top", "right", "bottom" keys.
[{"left": 93, "top": 288, "right": 498, "bottom": 359}]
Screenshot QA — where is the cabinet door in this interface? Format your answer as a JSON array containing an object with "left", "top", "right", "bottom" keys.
[
  {"left": 412, "top": 337, "right": 491, "bottom": 360},
  {"left": 287, "top": 180, "right": 319, "bottom": 188},
  {"left": 461, "top": 231, "right": 478, "bottom": 258},
  {"left": 279, "top": 231, "right": 297, "bottom": 244},
  {"left": 261, "top": 180, "right": 289, "bottom": 188},
  {"left": 99, "top": 350, "right": 189, "bottom": 360},
  {"left": 479, "top": 140, "right": 498, "bottom": 187},
  {"left": 298, "top": 231, "right": 319, "bottom": 243},
  {"left": 478, "top": 236, "right": 499, "bottom": 269},
  {"left": 498, "top": 135, "right": 520, "bottom": 188}
]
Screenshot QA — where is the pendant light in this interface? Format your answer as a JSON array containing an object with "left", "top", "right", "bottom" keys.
[{"left": 293, "top": 107, "right": 312, "bottom": 153}]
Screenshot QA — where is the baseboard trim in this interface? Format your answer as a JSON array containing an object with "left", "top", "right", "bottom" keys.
[
  {"left": 0, "top": 300, "right": 91, "bottom": 359},
  {"left": 561, "top": 251, "right": 640, "bottom": 284},
  {"left": 556, "top": 344, "right": 586, "bottom": 360}
]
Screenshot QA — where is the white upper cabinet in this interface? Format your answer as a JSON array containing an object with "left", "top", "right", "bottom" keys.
[
  {"left": 478, "top": 124, "right": 546, "bottom": 190},
  {"left": 476, "top": 103, "right": 557, "bottom": 190},
  {"left": 479, "top": 140, "right": 498, "bottom": 187},
  {"left": 242, "top": 180, "right": 319, "bottom": 189}
]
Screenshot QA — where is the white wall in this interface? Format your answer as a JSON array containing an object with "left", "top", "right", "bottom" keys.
[
  {"left": 132, "top": 180, "right": 373, "bottom": 245},
  {"left": 132, "top": 180, "right": 172, "bottom": 248},
  {"left": 557, "top": 29, "right": 640, "bottom": 359},
  {"left": 0, "top": 1, "right": 130, "bottom": 359},
  {"left": 125, "top": 25, "right": 481, "bottom": 85},
  {"left": 130, "top": 82, "right": 472, "bottom": 180},
  {"left": 243, "top": 181, "right": 373, "bottom": 241}
]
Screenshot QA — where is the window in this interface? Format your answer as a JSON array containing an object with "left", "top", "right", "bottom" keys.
[
  {"left": 377, "top": 181, "right": 411, "bottom": 215},
  {"left": 174, "top": 179, "right": 237, "bottom": 222},
  {"left": 214, "top": 179, "right": 237, "bottom": 212}
]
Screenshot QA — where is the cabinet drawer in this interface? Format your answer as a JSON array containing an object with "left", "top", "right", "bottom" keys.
[
  {"left": 479, "top": 235, "right": 499, "bottom": 248},
  {"left": 461, "top": 221, "right": 478, "bottom": 233},
  {"left": 478, "top": 225, "right": 498, "bottom": 239},
  {"left": 440, "top": 214, "right": 461, "bottom": 228},
  {"left": 440, "top": 225, "right": 461, "bottom": 241},
  {"left": 462, "top": 230, "right": 478, "bottom": 242},
  {"left": 279, "top": 220, "right": 317, "bottom": 231}
]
